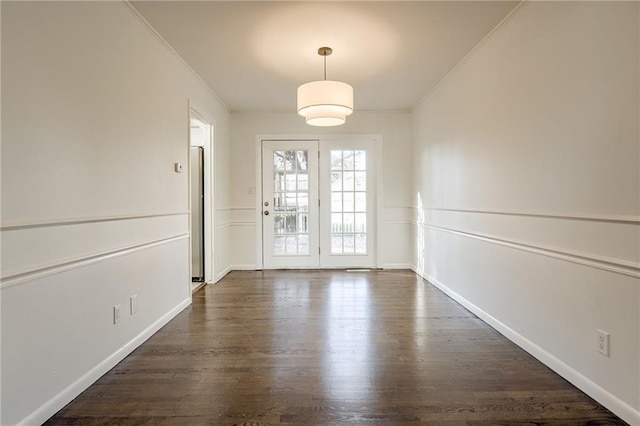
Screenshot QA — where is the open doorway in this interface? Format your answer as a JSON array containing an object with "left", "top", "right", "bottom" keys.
[{"left": 189, "top": 111, "right": 213, "bottom": 293}]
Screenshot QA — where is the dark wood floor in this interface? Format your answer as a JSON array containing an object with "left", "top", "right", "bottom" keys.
[{"left": 46, "top": 270, "right": 626, "bottom": 425}]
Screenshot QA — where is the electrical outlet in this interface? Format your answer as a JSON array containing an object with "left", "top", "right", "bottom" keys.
[
  {"left": 130, "top": 295, "right": 137, "bottom": 315},
  {"left": 113, "top": 304, "right": 121, "bottom": 324},
  {"left": 597, "top": 329, "right": 609, "bottom": 357}
]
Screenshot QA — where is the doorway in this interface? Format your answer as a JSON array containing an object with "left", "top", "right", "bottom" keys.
[
  {"left": 189, "top": 111, "right": 213, "bottom": 292},
  {"left": 260, "top": 137, "right": 379, "bottom": 269}
]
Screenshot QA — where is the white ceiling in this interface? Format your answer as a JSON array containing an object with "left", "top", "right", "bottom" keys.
[{"left": 131, "top": 1, "right": 519, "bottom": 112}]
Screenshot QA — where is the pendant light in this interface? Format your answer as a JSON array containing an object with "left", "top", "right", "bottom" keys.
[{"left": 297, "top": 47, "right": 354, "bottom": 127}]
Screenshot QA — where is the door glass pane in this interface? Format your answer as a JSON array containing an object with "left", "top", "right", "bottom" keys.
[
  {"left": 355, "top": 172, "right": 366, "bottom": 191},
  {"left": 298, "top": 194, "right": 309, "bottom": 212},
  {"left": 355, "top": 192, "right": 366, "bottom": 212},
  {"left": 343, "top": 235, "right": 355, "bottom": 253},
  {"left": 297, "top": 174, "right": 308, "bottom": 191},
  {"left": 355, "top": 234, "right": 366, "bottom": 254},
  {"left": 331, "top": 235, "right": 343, "bottom": 254},
  {"left": 343, "top": 171, "right": 355, "bottom": 191},
  {"left": 355, "top": 213, "right": 366, "bottom": 233},
  {"left": 298, "top": 235, "right": 309, "bottom": 253},
  {"left": 286, "top": 173, "right": 296, "bottom": 191},
  {"left": 297, "top": 151, "right": 308, "bottom": 170},
  {"left": 331, "top": 213, "right": 342, "bottom": 233},
  {"left": 331, "top": 192, "right": 342, "bottom": 212},
  {"left": 272, "top": 149, "right": 310, "bottom": 256},
  {"left": 274, "top": 215, "right": 285, "bottom": 235},
  {"left": 274, "top": 151, "right": 285, "bottom": 170},
  {"left": 330, "top": 149, "right": 367, "bottom": 255},
  {"left": 274, "top": 236, "right": 285, "bottom": 255},
  {"left": 354, "top": 151, "right": 366, "bottom": 170},
  {"left": 286, "top": 235, "right": 297, "bottom": 253},
  {"left": 331, "top": 172, "right": 342, "bottom": 191},
  {"left": 331, "top": 151, "right": 342, "bottom": 170},
  {"left": 343, "top": 150, "right": 355, "bottom": 170},
  {"left": 343, "top": 192, "right": 354, "bottom": 212},
  {"left": 298, "top": 214, "right": 308, "bottom": 233}
]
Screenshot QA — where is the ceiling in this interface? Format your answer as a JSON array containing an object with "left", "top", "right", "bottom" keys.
[{"left": 130, "top": 1, "right": 519, "bottom": 113}]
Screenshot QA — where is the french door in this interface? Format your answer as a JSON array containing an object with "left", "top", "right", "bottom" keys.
[
  {"left": 262, "top": 140, "right": 319, "bottom": 268},
  {"left": 261, "top": 139, "right": 376, "bottom": 269}
]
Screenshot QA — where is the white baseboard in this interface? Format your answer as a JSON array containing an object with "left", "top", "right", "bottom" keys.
[
  {"left": 214, "top": 265, "right": 257, "bottom": 283},
  {"left": 410, "top": 267, "right": 640, "bottom": 426},
  {"left": 382, "top": 263, "right": 413, "bottom": 270},
  {"left": 231, "top": 264, "right": 258, "bottom": 271},
  {"left": 19, "top": 298, "right": 191, "bottom": 426},
  {"left": 214, "top": 265, "right": 233, "bottom": 283}
]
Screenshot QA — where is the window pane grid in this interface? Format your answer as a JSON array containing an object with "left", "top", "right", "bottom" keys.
[
  {"left": 330, "top": 150, "right": 367, "bottom": 255},
  {"left": 273, "top": 150, "right": 309, "bottom": 256}
]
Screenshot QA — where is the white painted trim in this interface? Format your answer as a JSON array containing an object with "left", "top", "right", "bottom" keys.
[
  {"left": 189, "top": 108, "right": 215, "bottom": 285},
  {"left": 17, "top": 297, "right": 192, "bottom": 426},
  {"left": 1, "top": 234, "right": 189, "bottom": 289},
  {"left": 637, "top": 3, "right": 640, "bottom": 414},
  {"left": 0, "top": 212, "right": 188, "bottom": 231},
  {"left": 383, "top": 221, "right": 414, "bottom": 225},
  {"left": 382, "top": 263, "right": 413, "bottom": 270},
  {"left": 215, "top": 222, "right": 232, "bottom": 230},
  {"left": 412, "top": 269, "right": 640, "bottom": 426},
  {"left": 427, "top": 224, "right": 640, "bottom": 278},
  {"left": 255, "top": 137, "right": 264, "bottom": 269},
  {"left": 230, "top": 264, "right": 259, "bottom": 271},
  {"left": 425, "top": 207, "right": 640, "bottom": 225},
  {"left": 215, "top": 265, "right": 233, "bottom": 283},
  {"left": 230, "top": 222, "right": 256, "bottom": 227},
  {"left": 227, "top": 207, "right": 256, "bottom": 212},
  {"left": 375, "top": 137, "right": 384, "bottom": 269}
]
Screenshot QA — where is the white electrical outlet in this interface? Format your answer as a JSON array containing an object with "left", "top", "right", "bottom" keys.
[
  {"left": 597, "top": 329, "right": 610, "bottom": 357},
  {"left": 130, "top": 295, "right": 137, "bottom": 315},
  {"left": 113, "top": 304, "right": 121, "bottom": 324}
]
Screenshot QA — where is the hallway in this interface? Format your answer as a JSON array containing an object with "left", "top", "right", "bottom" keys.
[{"left": 45, "top": 270, "right": 625, "bottom": 425}]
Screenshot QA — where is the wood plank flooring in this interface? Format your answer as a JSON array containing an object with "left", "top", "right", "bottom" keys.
[{"left": 45, "top": 270, "right": 626, "bottom": 425}]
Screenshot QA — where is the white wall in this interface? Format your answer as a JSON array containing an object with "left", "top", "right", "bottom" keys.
[
  {"left": 412, "top": 2, "right": 639, "bottom": 424},
  {"left": 229, "top": 111, "right": 413, "bottom": 270},
  {"left": 0, "top": 2, "right": 231, "bottom": 424}
]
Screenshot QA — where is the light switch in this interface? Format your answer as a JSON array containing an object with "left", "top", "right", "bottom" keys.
[{"left": 174, "top": 163, "right": 183, "bottom": 173}]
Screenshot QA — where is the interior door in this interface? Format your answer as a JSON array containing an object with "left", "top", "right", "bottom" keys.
[{"left": 262, "top": 140, "right": 319, "bottom": 268}]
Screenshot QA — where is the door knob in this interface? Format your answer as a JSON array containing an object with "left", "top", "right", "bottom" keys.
[
  {"left": 264, "top": 211, "right": 270, "bottom": 216},
  {"left": 264, "top": 201, "right": 269, "bottom": 207}
]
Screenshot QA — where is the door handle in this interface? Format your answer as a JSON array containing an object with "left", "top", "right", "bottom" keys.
[{"left": 264, "top": 211, "right": 270, "bottom": 216}]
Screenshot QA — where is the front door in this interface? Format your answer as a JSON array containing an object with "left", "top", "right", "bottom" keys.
[
  {"left": 262, "top": 140, "right": 320, "bottom": 268},
  {"left": 261, "top": 137, "right": 378, "bottom": 269}
]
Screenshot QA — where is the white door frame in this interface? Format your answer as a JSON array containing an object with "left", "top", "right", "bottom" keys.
[
  {"left": 255, "top": 134, "right": 383, "bottom": 269},
  {"left": 189, "top": 108, "right": 214, "bottom": 284}
]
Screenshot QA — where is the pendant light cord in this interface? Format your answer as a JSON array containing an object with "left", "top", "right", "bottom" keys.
[{"left": 323, "top": 55, "right": 327, "bottom": 81}]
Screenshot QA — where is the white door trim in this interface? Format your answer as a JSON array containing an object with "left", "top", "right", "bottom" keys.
[{"left": 188, "top": 107, "right": 214, "bottom": 284}]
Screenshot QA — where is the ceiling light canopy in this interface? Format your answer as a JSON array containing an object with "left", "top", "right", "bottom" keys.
[{"left": 297, "top": 47, "right": 353, "bottom": 127}]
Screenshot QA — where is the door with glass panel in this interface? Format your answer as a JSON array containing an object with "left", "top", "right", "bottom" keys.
[
  {"left": 319, "top": 142, "right": 376, "bottom": 267},
  {"left": 262, "top": 140, "right": 319, "bottom": 268}
]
